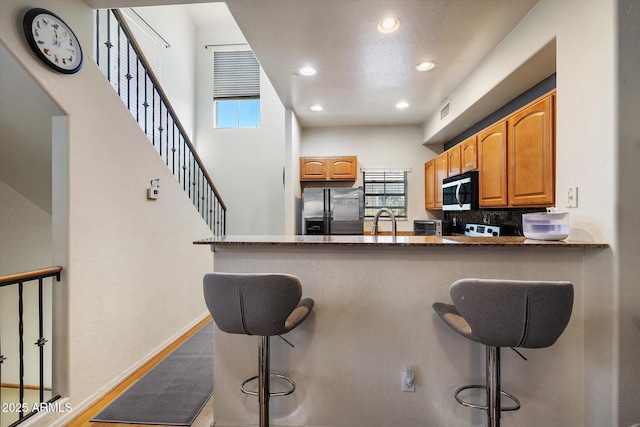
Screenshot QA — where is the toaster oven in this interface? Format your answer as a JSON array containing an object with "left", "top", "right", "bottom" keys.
[{"left": 413, "top": 220, "right": 452, "bottom": 236}]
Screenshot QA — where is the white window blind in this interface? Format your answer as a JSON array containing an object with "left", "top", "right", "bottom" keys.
[
  {"left": 363, "top": 170, "right": 409, "bottom": 218},
  {"left": 213, "top": 50, "right": 260, "bottom": 99}
]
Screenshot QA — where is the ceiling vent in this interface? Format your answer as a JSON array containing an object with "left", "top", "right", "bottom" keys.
[{"left": 440, "top": 99, "right": 450, "bottom": 121}]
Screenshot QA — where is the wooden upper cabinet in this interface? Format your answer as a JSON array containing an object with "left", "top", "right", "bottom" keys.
[
  {"left": 328, "top": 157, "right": 358, "bottom": 180},
  {"left": 300, "top": 156, "right": 357, "bottom": 181},
  {"left": 478, "top": 121, "right": 508, "bottom": 207},
  {"left": 300, "top": 158, "right": 327, "bottom": 181},
  {"left": 507, "top": 95, "right": 555, "bottom": 206},
  {"left": 434, "top": 152, "right": 448, "bottom": 208},
  {"left": 428, "top": 90, "right": 555, "bottom": 210},
  {"left": 447, "top": 145, "right": 462, "bottom": 176},
  {"left": 460, "top": 136, "right": 478, "bottom": 172},
  {"left": 424, "top": 159, "right": 436, "bottom": 210}
]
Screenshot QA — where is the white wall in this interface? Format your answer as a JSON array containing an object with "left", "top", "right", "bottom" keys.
[
  {"left": 193, "top": 5, "right": 286, "bottom": 235},
  {"left": 421, "top": 1, "right": 639, "bottom": 425},
  {"left": 0, "top": 1, "right": 214, "bottom": 425},
  {"left": 0, "top": 181, "right": 53, "bottom": 387},
  {"left": 131, "top": 5, "right": 197, "bottom": 138},
  {"left": 302, "top": 125, "right": 440, "bottom": 234},
  {"left": 616, "top": 1, "right": 640, "bottom": 424},
  {"left": 284, "top": 109, "right": 302, "bottom": 235}
]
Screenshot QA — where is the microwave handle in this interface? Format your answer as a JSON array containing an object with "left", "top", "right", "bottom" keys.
[{"left": 455, "top": 182, "right": 463, "bottom": 207}]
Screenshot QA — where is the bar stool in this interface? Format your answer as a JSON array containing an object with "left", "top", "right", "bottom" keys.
[
  {"left": 203, "top": 272, "right": 314, "bottom": 427},
  {"left": 433, "top": 278, "right": 573, "bottom": 427}
]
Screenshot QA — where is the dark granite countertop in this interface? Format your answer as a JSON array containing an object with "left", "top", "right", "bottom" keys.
[{"left": 194, "top": 234, "right": 608, "bottom": 248}]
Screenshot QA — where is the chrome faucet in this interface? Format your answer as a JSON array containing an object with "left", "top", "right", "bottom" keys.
[{"left": 371, "top": 208, "right": 397, "bottom": 236}]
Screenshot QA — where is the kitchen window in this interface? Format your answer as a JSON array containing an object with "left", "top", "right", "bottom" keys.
[
  {"left": 213, "top": 50, "right": 261, "bottom": 128},
  {"left": 363, "top": 170, "right": 408, "bottom": 218}
]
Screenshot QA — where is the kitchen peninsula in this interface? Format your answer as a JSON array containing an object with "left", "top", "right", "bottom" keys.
[{"left": 195, "top": 235, "right": 608, "bottom": 427}]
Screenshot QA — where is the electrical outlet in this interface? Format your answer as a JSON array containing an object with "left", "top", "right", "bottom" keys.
[
  {"left": 402, "top": 367, "right": 415, "bottom": 392},
  {"left": 567, "top": 187, "right": 578, "bottom": 208}
]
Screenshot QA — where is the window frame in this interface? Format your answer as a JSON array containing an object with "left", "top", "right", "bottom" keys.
[
  {"left": 363, "top": 170, "right": 409, "bottom": 219},
  {"left": 212, "top": 49, "right": 261, "bottom": 129}
]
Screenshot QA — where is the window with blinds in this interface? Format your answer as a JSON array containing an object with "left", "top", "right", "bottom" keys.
[
  {"left": 363, "top": 170, "right": 409, "bottom": 218},
  {"left": 213, "top": 50, "right": 261, "bottom": 128}
]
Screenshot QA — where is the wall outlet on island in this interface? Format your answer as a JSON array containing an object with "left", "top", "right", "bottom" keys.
[
  {"left": 402, "top": 366, "right": 415, "bottom": 392},
  {"left": 567, "top": 187, "right": 578, "bottom": 208}
]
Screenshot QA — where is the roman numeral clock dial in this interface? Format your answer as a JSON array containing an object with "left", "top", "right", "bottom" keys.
[{"left": 22, "top": 8, "right": 83, "bottom": 74}]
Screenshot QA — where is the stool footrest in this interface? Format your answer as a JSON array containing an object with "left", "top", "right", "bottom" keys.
[
  {"left": 455, "top": 384, "right": 521, "bottom": 411},
  {"left": 241, "top": 374, "right": 296, "bottom": 397}
]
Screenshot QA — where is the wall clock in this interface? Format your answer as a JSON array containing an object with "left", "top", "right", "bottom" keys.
[{"left": 22, "top": 8, "right": 83, "bottom": 74}]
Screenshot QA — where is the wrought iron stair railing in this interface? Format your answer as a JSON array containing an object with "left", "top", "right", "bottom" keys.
[
  {"left": 0, "top": 266, "right": 62, "bottom": 427},
  {"left": 95, "top": 9, "right": 226, "bottom": 235}
]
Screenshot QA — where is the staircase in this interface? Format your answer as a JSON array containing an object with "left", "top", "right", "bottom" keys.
[{"left": 95, "top": 9, "right": 226, "bottom": 235}]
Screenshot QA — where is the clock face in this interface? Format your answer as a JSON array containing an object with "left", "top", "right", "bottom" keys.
[{"left": 23, "top": 8, "right": 83, "bottom": 74}]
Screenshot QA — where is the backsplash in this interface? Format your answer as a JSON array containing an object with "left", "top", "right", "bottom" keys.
[{"left": 444, "top": 208, "right": 547, "bottom": 236}]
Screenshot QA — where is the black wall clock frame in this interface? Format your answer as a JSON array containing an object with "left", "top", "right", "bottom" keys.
[{"left": 22, "top": 8, "right": 84, "bottom": 74}]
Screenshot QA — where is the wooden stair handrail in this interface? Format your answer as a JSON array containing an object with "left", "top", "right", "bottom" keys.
[
  {"left": 0, "top": 266, "right": 62, "bottom": 287},
  {"left": 111, "top": 9, "right": 227, "bottom": 212}
]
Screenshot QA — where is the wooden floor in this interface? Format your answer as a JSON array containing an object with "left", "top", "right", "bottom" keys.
[{"left": 66, "top": 316, "right": 213, "bottom": 427}]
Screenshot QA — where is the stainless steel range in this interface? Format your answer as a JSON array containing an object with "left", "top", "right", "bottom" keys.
[{"left": 464, "top": 223, "right": 501, "bottom": 237}]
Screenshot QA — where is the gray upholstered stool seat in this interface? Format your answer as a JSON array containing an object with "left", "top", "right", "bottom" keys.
[
  {"left": 203, "top": 272, "right": 314, "bottom": 427},
  {"left": 433, "top": 278, "right": 573, "bottom": 427}
]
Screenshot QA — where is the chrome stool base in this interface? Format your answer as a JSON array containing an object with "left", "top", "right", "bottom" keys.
[
  {"left": 455, "top": 384, "right": 521, "bottom": 411},
  {"left": 241, "top": 373, "right": 296, "bottom": 397},
  {"left": 454, "top": 346, "right": 521, "bottom": 427}
]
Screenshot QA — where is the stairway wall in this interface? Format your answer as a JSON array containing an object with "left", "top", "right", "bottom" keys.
[{"left": 0, "top": 1, "right": 214, "bottom": 425}]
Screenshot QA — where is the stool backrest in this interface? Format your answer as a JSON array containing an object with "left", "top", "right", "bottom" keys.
[
  {"left": 203, "top": 272, "right": 303, "bottom": 336},
  {"left": 450, "top": 278, "right": 574, "bottom": 348}
]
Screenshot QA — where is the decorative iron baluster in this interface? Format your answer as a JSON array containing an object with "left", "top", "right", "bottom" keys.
[
  {"left": 18, "top": 282, "right": 25, "bottom": 420},
  {"left": 95, "top": 9, "right": 226, "bottom": 234},
  {"left": 0, "top": 267, "right": 61, "bottom": 425},
  {"left": 37, "top": 278, "right": 47, "bottom": 403}
]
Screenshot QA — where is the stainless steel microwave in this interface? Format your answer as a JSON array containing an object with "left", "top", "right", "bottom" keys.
[{"left": 442, "top": 170, "right": 479, "bottom": 211}]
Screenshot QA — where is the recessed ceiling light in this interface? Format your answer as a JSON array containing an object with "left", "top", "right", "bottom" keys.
[
  {"left": 377, "top": 17, "right": 400, "bottom": 33},
  {"left": 396, "top": 102, "right": 409, "bottom": 109},
  {"left": 299, "top": 66, "right": 316, "bottom": 76},
  {"left": 310, "top": 105, "right": 324, "bottom": 112},
  {"left": 416, "top": 62, "right": 436, "bottom": 71}
]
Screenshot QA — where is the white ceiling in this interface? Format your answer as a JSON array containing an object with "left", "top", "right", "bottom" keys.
[
  {"left": 89, "top": 0, "right": 546, "bottom": 130},
  {"left": 220, "top": 0, "right": 541, "bottom": 128}
]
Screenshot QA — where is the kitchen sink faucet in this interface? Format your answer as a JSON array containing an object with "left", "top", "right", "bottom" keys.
[{"left": 371, "top": 208, "right": 397, "bottom": 236}]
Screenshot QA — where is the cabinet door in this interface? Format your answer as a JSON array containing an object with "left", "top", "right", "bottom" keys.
[
  {"left": 435, "top": 152, "right": 448, "bottom": 208},
  {"left": 300, "top": 158, "right": 327, "bottom": 181},
  {"left": 447, "top": 145, "right": 462, "bottom": 176},
  {"left": 424, "top": 160, "right": 436, "bottom": 210},
  {"left": 460, "top": 136, "right": 478, "bottom": 172},
  {"left": 328, "top": 156, "right": 358, "bottom": 181},
  {"left": 478, "top": 121, "right": 508, "bottom": 207},
  {"left": 508, "top": 95, "right": 555, "bottom": 206}
]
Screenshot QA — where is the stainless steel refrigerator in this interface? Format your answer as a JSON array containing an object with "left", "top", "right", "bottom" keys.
[{"left": 303, "top": 187, "right": 364, "bottom": 235}]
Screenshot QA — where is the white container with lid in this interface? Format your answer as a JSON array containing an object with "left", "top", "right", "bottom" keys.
[{"left": 522, "top": 212, "right": 569, "bottom": 240}]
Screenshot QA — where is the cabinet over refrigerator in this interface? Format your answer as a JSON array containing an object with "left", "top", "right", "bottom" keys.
[{"left": 303, "top": 187, "right": 364, "bottom": 235}]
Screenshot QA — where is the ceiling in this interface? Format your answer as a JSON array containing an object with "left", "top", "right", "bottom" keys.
[
  {"left": 89, "top": 0, "right": 544, "bottom": 130},
  {"left": 220, "top": 0, "right": 541, "bottom": 128}
]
